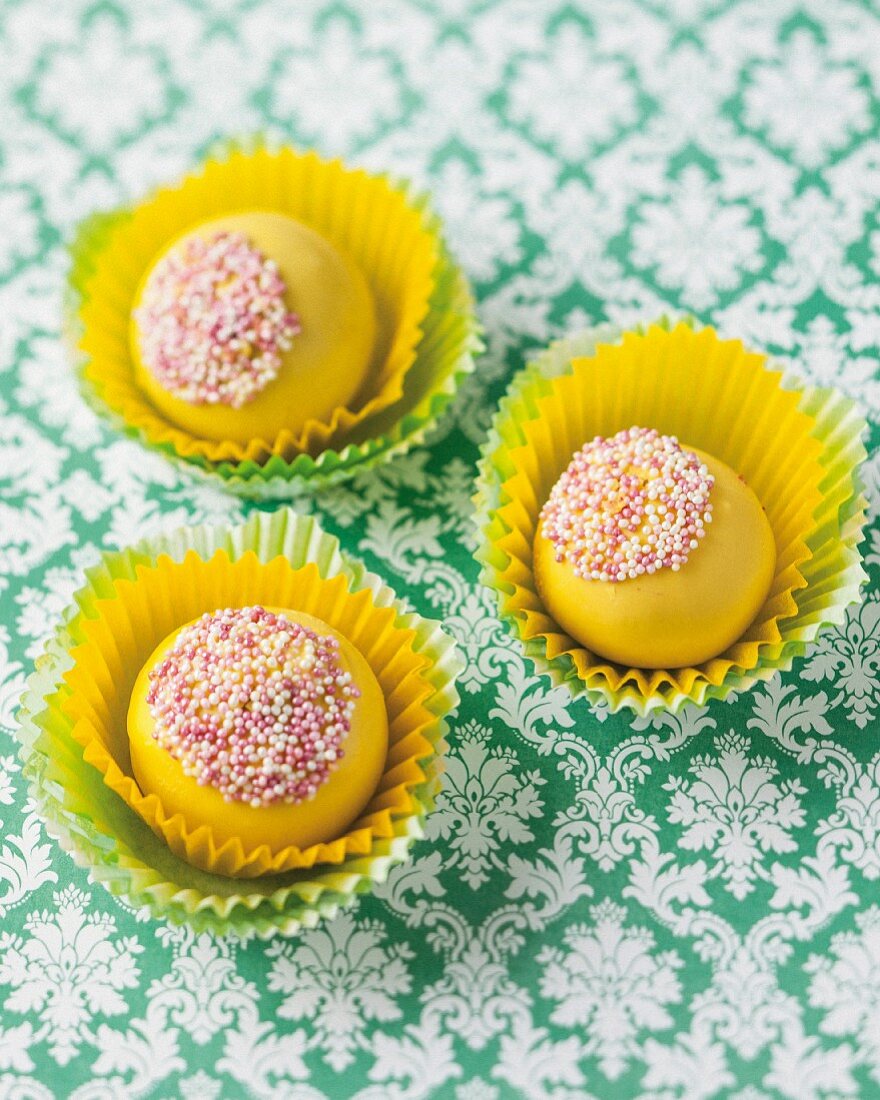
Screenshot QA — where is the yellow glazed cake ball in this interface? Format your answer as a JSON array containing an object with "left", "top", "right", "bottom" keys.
[
  {"left": 130, "top": 211, "right": 377, "bottom": 444},
  {"left": 127, "top": 605, "right": 388, "bottom": 855},
  {"left": 533, "top": 427, "right": 776, "bottom": 669}
]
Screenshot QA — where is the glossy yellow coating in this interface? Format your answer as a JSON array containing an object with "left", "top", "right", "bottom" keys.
[
  {"left": 130, "top": 211, "right": 377, "bottom": 444},
  {"left": 127, "top": 608, "right": 389, "bottom": 853},
  {"left": 534, "top": 448, "right": 777, "bottom": 669}
]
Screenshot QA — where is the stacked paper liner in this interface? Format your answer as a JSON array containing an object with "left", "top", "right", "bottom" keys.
[
  {"left": 474, "top": 319, "right": 867, "bottom": 714},
  {"left": 16, "top": 510, "right": 462, "bottom": 937},
  {"left": 66, "top": 141, "right": 481, "bottom": 496}
]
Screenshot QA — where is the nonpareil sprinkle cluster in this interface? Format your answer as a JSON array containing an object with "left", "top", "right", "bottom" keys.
[
  {"left": 146, "top": 607, "right": 359, "bottom": 807},
  {"left": 540, "top": 426, "right": 714, "bottom": 582},
  {"left": 136, "top": 231, "right": 300, "bottom": 407}
]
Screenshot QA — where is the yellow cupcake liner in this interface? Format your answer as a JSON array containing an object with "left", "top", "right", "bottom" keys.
[
  {"left": 68, "top": 143, "right": 441, "bottom": 465},
  {"left": 475, "top": 319, "right": 868, "bottom": 714},
  {"left": 62, "top": 553, "right": 440, "bottom": 879},
  {"left": 16, "top": 510, "right": 462, "bottom": 936}
]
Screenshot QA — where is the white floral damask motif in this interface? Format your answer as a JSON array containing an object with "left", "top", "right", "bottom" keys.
[
  {"left": 505, "top": 21, "right": 639, "bottom": 159},
  {"left": 552, "top": 731, "right": 667, "bottom": 871},
  {"left": 0, "top": 886, "right": 142, "bottom": 1065},
  {"left": 266, "top": 912, "right": 413, "bottom": 1071},
  {"left": 750, "top": 682, "right": 880, "bottom": 886},
  {"left": 360, "top": 500, "right": 446, "bottom": 579},
  {"left": 488, "top": 653, "right": 579, "bottom": 754},
  {"left": 807, "top": 906, "right": 880, "bottom": 1084},
  {"left": 216, "top": 1017, "right": 309, "bottom": 1098},
  {"left": 0, "top": 415, "right": 67, "bottom": 499},
  {"left": 29, "top": 13, "right": 175, "bottom": 152},
  {"left": 641, "top": 1026, "right": 735, "bottom": 1100},
  {"left": 176, "top": 1071, "right": 223, "bottom": 1100},
  {"left": 0, "top": 624, "right": 27, "bottom": 731},
  {"left": 268, "top": 17, "right": 404, "bottom": 151},
  {"left": 0, "top": 493, "right": 76, "bottom": 578},
  {"left": 630, "top": 165, "right": 764, "bottom": 309},
  {"left": 444, "top": 587, "right": 519, "bottom": 696},
  {"left": 0, "top": 754, "right": 17, "bottom": 806},
  {"left": 741, "top": 29, "right": 872, "bottom": 168},
  {"left": 816, "top": 754, "right": 880, "bottom": 881},
  {"left": 365, "top": 1014, "right": 459, "bottom": 1099},
  {"left": 688, "top": 933, "right": 802, "bottom": 1063},
  {"left": 537, "top": 900, "right": 683, "bottom": 1080},
  {"left": 625, "top": 842, "right": 856, "bottom": 1086},
  {"left": 801, "top": 594, "right": 880, "bottom": 730},
  {"left": 664, "top": 730, "right": 807, "bottom": 899},
  {"left": 86, "top": 1012, "right": 184, "bottom": 1099},
  {"left": 454, "top": 1079, "right": 499, "bottom": 1100},
  {"left": 426, "top": 721, "right": 545, "bottom": 889},
  {"left": 147, "top": 926, "right": 259, "bottom": 1045},
  {"left": 423, "top": 930, "right": 532, "bottom": 1051},
  {"left": 0, "top": 1020, "right": 38, "bottom": 1075},
  {"left": 0, "top": 187, "right": 43, "bottom": 276},
  {"left": 0, "top": 813, "right": 57, "bottom": 917},
  {"left": 791, "top": 315, "right": 880, "bottom": 419},
  {"left": 0, "top": 415, "right": 75, "bottom": 576},
  {"left": 764, "top": 1027, "right": 859, "bottom": 1100},
  {"left": 15, "top": 335, "right": 105, "bottom": 450},
  {"left": 493, "top": 1018, "right": 587, "bottom": 1099},
  {"left": 14, "top": 549, "right": 99, "bottom": 659},
  {"left": 316, "top": 453, "right": 430, "bottom": 530},
  {"left": 379, "top": 851, "right": 589, "bottom": 1059},
  {"left": 431, "top": 160, "right": 522, "bottom": 284}
]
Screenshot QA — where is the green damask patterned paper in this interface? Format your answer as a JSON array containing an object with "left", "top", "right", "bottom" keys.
[{"left": 0, "top": 1, "right": 879, "bottom": 1097}]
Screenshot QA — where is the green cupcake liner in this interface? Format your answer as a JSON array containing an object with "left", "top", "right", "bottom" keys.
[
  {"left": 474, "top": 318, "right": 868, "bottom": 714},
  {"left": 16, "top": 509, "right": 462, "bottom": 937},
  {"left": 65, "top": 144, "right": 482, "bottom": 498}
]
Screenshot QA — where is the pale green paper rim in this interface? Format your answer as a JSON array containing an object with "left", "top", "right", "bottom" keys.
[
  {"left": 16, "top": 510, "right": 463, "bottom": 937},
  {"left": 473, "top": 317, "right": 869, "bottom": 715},
  {"left": 65, "top": 147, "right": 482, "bottom": 497}
]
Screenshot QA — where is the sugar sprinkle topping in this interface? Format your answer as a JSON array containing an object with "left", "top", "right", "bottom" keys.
[
  {"left": 540, "top": 427, "right": 714, "bottom": 582},
  {"left": 146, "top": 607, "right": 358, "bottom": 807},
  {"left": 136, "top": 231, "right": 300, "bottom": 407}
]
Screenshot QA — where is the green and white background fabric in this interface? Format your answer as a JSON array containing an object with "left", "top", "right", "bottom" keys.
[{"left": 1, "top": 1, "right": 879, "bottom": 1096}]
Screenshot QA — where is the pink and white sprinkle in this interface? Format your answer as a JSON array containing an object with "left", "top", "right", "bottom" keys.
[
  {"left": 540, "top": 426, "right": 714, "bottom": 583},
  {"left": 146, "top": 606, "right": 359, "bottom": 807},
  {"left": 135, "top": 231, "right": 300, "bottom": 407}
]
